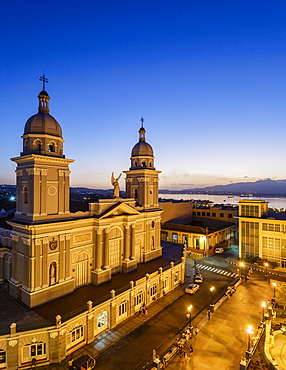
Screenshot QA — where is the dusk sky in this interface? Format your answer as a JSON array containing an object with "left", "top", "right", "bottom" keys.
[{"left": 1, "top": 1, "right": 286, "bottom": 190}]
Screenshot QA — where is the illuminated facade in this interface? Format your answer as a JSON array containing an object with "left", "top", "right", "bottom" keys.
[
  {"left": 5, "top": 88, "right": 162, "bottom": 308},
  {"left": 237, "top": 200, "right": 286, "bottom": 268}
]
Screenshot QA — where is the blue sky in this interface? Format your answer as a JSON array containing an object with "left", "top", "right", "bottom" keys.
[{"left": 1, "top": 1, "right": 286, "bottom": 190}]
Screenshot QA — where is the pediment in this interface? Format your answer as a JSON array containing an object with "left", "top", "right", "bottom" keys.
[{"left": 99, "top": 202, "right": 140, "bottom": 219}]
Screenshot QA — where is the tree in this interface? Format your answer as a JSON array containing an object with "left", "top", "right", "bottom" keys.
[{"left": 275, "top": 282, "right": 286, "bottom": 310}]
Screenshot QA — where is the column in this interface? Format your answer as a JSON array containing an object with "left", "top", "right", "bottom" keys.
[
  {"left": 103, "top": 229, "right": 110, "bottom": 269},
  {"left": 58, "top": 170, "right": 64, "bottom": 214},
  {"left": 65, "top": 234, "right": 71, "bottom": 278},
  {"left": 95, "top": 230, "right": 102, "bottom": 271},
  {"left": 40, "top": 169, "right": 47, "bottom": 215},
  {"left": 34, "top": 237, "right": 41, "bottom": 289},
  {"left": 123, "top": 225, "right": 130, "bottom": 261},
  {"left": 155, "top": 219, "right": 160, "bottom": 249},
  {"left": 15, "top": 170, "right": 23, "bottom": 214},
  {"left": 42, "top": 237, "right": 49, "bottom": 288},
  {"left": 130, "top": 224, "right": 136, "bottom": 259},
  {"left": 64, "top": 170, "right": 71, "bottom": 213},
  {"left": 59, "top": 235, "right": 65, "bottom": 282},
  {"left": 26, "top": 168, "right": 35, "bottom": 215},
  {"left": 11, "top": 235, "right": 19, "bottom": 282}
]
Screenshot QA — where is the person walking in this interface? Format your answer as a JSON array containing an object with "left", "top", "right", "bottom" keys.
[
  {"left": 186, "top": 313, "right": 190, "bottom": 322},
  {"left": 189, "top": 344, "right": 194, "bottom": 357},
  {"left": 207, "top": 309, "right": 211, "bottom": 320},
  {"left": 195, "top": 326, "right": 199, "bottom": 338}
]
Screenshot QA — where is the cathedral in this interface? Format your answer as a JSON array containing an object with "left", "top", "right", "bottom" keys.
[{"left": 7, "top": 85, "right": 163, "bottom": 308}]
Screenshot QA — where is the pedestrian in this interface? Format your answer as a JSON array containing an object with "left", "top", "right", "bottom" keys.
[
  {"left": 195, "top": 327, "right": 199, "bottom": 338},
  {"left": 68, "top": 356, "right": 73, "bottom": 370},
  {"left": 186, "top": 313, "right": 190, "bottom": 322},
  {"left": 145, "top": 308, "right": 148, "bottom": 316},
  {"left": 182, "top": 349, "right": 187, "bottom": 364},
  {"left": 189, "top": 344, "right": 194, "bottom": 357},
  {"left": 207, "top": 309, "right": 211, "bottom": 320},
  {"left": 139, "top": 307, "right": 143, "bottom": 316},
  {"left": 31, "top": 358, "right": 37, "bottom": 368}
]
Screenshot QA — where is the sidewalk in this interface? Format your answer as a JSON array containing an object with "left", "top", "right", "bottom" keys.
[
  {"left": 165, "top": 277, "right": 273, "bottom": 369},
  {"left": 40, "top": 285, "right": 186, "bottom": 370}
]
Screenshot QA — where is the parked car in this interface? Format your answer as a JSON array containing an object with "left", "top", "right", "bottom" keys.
[
  {"left": 185, "top": 283, "right": 200, "bottom": 294},
  {"left": 194, "top": 274, "right": 203, "bottom": 283},
  {"left": 215, "top": 247, "right": 224, "bottom": 254}
]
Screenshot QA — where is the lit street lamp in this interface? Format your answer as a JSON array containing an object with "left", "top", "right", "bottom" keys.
[
  {"left": 247, "top": 326, "right": 254, "bottom": 352},
  {"left": 264, "top": 262, "right": 269, "bottom": 277},
  {"left": 261, "top": 301, "right": 266, "bottom": 321},
  {"left": 273, "top": 282, "right": 277, "bottom": 298},
  {"left": 210, "top": 286, "right": 215, "bottom": 306},
  {"left": 240, "top": 262, "right": 244, "bottom": 278}
]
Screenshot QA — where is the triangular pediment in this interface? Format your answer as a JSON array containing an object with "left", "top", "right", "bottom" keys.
[{"left": 99, "top": 202, "right": 140, "bottom": 219}]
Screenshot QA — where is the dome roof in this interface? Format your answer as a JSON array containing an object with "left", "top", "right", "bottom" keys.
[
  {"left": 131, "top": 141, "right": 153, "bottom": 157},
  {"left": 24, "top": 112, "right": 62, "bottom": 137}
]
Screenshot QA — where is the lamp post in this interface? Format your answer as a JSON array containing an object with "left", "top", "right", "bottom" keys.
[
  {"left": 188, "top": 304, "right": 193, "bottom": 326},
  {"left": 240, "top": 262, "right": 244, "bottom": 278},
  {"left": 247, "top": 326, "right": 254, "bottom": 353},
  {"left": 273, "top": 282, "right": 277, "bottom": 298},
  {"left": 210, "top": 286, "right": 215, "bottom": 306},
  {"left": 261, "top": 301, "right": 266, "bottom": 321},
  {"left": 264, "top": 262, "right": 269, "bottom": 277}
]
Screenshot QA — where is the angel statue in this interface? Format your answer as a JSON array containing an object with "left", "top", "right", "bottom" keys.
[{"left": 111, "top": 172, "right": 122, "bottom": 198}]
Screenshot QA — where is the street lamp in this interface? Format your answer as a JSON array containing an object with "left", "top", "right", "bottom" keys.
[
  {"left": 261, "top": 301, "right": 266, "bottom": 321},
  {"left": 240, "top": 262, "right": 244, "bottom": 278},
  {"left": 210, "top": 286, "right": 215, "bottom": 305},
  {"left": 247, "top": 326, "right": 254, "bottom": 352},
  {"left": 273, "top": 282, "right": 277, "bottom": 298},
  {"left": 264, "top": 262, "right": 269, "bottom": 277},
  {"left": 188, "top": 304, "right": 193, "bottom": 326}
]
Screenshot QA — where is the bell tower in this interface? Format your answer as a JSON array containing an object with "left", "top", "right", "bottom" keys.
[
  {"left": 123, "top": 118, "right": 161, "bottom": 210},
  {"left": 11, "top": 76, "right": 74, "bottom": 223}
]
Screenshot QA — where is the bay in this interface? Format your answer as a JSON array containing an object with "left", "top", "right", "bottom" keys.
[{"left": 159, "top": 193, "right": 286, "bottom": 210}]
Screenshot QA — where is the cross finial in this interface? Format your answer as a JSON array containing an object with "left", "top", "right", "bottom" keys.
[
  {"left": 140, "top": 117, "right": 144, "bottom": 127},
  {"left": 39, "top": 74, "right": 49, "bottom": 90}
]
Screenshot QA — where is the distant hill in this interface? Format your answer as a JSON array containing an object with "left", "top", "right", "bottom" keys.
[{"left": 182, "top": 179, "right": 286, "bottom": 195}]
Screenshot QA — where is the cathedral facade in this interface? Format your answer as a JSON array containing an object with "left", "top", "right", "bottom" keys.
[{"left": 7, "top": 88, "right": 163, "bottom": 308}]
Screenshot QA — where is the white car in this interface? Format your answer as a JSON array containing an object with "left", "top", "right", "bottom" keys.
[
  {"left": 185, "top": 283, "right": 200, "bottom": 294},
  {"left": 215, "top": 247, "right": 224, "bottom": 254}
]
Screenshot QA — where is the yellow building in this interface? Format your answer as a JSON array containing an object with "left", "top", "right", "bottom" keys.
[
  {"left": 160, "top": 201, "right": 236, "bottom": 255},
  {"left": 6, "top": 88, "right": 163, "bottom": 308},
  {"left": 237, "top": 199, "right": 286, "bottom": 268}
]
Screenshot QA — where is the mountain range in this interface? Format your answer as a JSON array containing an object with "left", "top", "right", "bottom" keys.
[{"left": 182, "top": 179, "right": 286, "bottom": 195}]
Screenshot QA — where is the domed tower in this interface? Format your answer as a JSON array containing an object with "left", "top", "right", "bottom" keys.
[
  {"left": 11, "top": 78, "right": 74, "bottom": 223},
  {"left": 124, "top": 119, "right": 161, "bottom": 210}
]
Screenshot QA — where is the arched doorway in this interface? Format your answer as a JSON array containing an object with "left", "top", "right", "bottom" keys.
[{"left": 75, "top": 251, "right": 89, "bottom": 288}]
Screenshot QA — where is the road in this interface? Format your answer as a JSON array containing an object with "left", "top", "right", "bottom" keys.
[{"left": 94, "top": 250, "right": 237, "bottom": 370}]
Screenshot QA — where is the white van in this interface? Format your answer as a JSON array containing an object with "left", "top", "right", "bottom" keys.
[{"left": 215, "top": 247, "right": 224, "bottom": 254}]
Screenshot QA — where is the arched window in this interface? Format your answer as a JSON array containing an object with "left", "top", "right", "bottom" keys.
[
  {"left": 23, "top": 139, "right": 28, "bottom": 152},
  {"left": 134, "top": 189, "right": 138, "bottom": 200},
  {"left": 149, "top": 162, "right": 152, "bottom": 167},
  {"left": 142, "top": 161, "right": 146, "bottom": 167},
  {"left": 23, "top": 186, "right": 28, "bottom": 204},
  {"left": 33, "top": 139, "right": 42, "bottom": 152},
  {"left": 49, "top": 262, "right": 57, "bottom": 286},
  {"left": 48, "top": 141, "right": 56, "bottom": 152},
  {"left": 135, "top": 161, "right": 137, "bottom": 167}
]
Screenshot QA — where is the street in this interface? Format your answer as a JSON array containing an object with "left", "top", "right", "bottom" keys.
[{"left": 94, "top": 251, "right": 235, "bottom": 369}]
